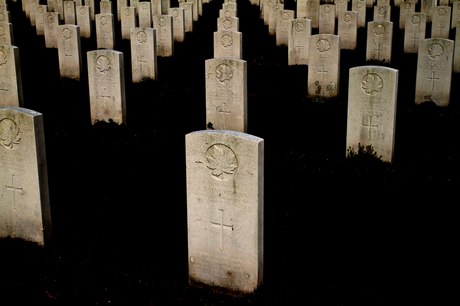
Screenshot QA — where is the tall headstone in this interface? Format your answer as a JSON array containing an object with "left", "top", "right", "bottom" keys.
[
  {"left": 297, "top": 0, "right": 308, "bottom": 19},
  {"left": 36, "top": 5, "right": 48, "bottom": 36},
  {"left": 44, "top": 12, "right": 60, "bottom": 48},
  {"left": 131, "top": 27, "right": 157, "bottom": 82},
  {"left": 48, "top": 0, "right": 57, "bottom": 12},
  {"left": 306, "top": 0, "right": 320, "bottom": 28},
  {"left": 85, "top": 0, "right": 95, "bottom": 20},
  {"left": 63, "top": 0, "right": 76, "bottom": 24},
  {"left": 268, "top": 2, "right": 283, "bottom": 35},
  {"left": 180, "top": 1, "right": 193, "bottom": 33},
  {"left": 121, "top": 6, "right": 137, "bottom": 40},
  {"left": 186, "top": 130, "right": 264, "bottom": 294},
  {"left": 338, "top": 11, "right": 358, "bottom": 50},
  {"left": 0, "top": 45, "right": 23, "bottom": 107},
  {"left": 57, "top": 25, "right": 82, "bottom": 80},
  {"left": 346, "top": 66, "right": 398, "bottom": 163},
  {"left": 139, "top": 2, "right": 152, "bottom": 27},
  {"left": 431, "top": 6, "right": 451, "bottom": 39},
  {"left": 205, "top": 58, "right": 247, "bottom": 132},
  {"left": 399, "top": 1, "right": 415, "bottom": 30},
  {"left": 415, "top": 38, "right": 454, "bottom": 107},
  {"left": 161, "top": 0, "right": 170, "bottom": 14},
  {"left": 116, "top": 0, "right": 128, "bottom": 21},
  {"left": 87, "top": 50, "right": 126, "bottom": 124},
  {"left": 366, "top": 21, "right": 393, "bottom": 63},
  {"left": 404, "top": 13, "right": 427, "bottom": 53},
  {"left": 352, "top": 0, "right": 366, "bottom": 28},
  {"left": 214, "top": 30, "right": 242, "bottom": 59},
  {"left": 153, "top": 15, "right": 174, "bottom": 57},
  {"left": 421, "top": 0, "right": 435, "bottom": 22},
  {"left": 100, "top": 0, "right": 112, "bottom": 14},
  {"left": 288, "top": 18, "right": 312, "bottom": 66},
  {"left": 276, "top": 9, "right": 294, "bottom": 47},
  {"left": 96, "top": 13, "right": 115, "bottom": 49},
  {"left": 263, "top": 0, "right": 273, "bottom": 25},
  {"left": 29, "top": 0, "right": 39, "bottom": 26},
  {"left": 0, "top": 107, "right": 52, "bottom": 246},
  {"left": 218, "top": 16, "right": 239, "bottom": 32},
  {"left": 373, "top": 5, "right": 391, "bottom": 21},
  {"left": 152, "top": 0, "right": 162, "bottom": 17},
  {"left": 76, "top": 5, "right": 91, "bottom": 38},
  {"left": 308, "top": 34, "right": 340, "bottom": 98},
  {"left": 169, "top": 7, "right": 185, "bottom": 42},
  {"left": 318, "top": 4, "right": 335, "bottom": 34},
  {"left": 335, "top": 0, "right": 347, "bottom": 18},
  {"left": 0, "top": 22, "right": 13, "bottom": 45}
]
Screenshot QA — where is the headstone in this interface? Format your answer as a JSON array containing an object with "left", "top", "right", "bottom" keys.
[
  {"left": 169, "top": 7, "right": 185, "bottom": 42},
  {"left": 131, "top": 0, "right": 139, "bottom": 15},
  {"left": 376, "top": 0, "right": 389, "bottom": 4},
  {"left": 268, "top": 2, "right": 283, "bottom": 35},
  {"left": 338, "top": 11, "right": 358, "bottom": 50},
  {"left": 116, "top": 0, "right": 128, "bottom": 21},
  {"left": 223, "top": 2, "right": 236, "bottom": 10},
  {"left": 0, "top": 10, "right": 9, "bottom": 23},
  {"left": 219, "top": 8, "right": 236, "bottom": 18},
  {"left": 318, "top": 4, "right": 335, "bottom": 34},
  {"left": 218, "top": 16, "right": 239, "bottom": 32},
  {"left": 121, "top": 6, "right": 137, "bottom": 40},
  {"left": 162, "top": 0, "right": 170, "bottom": 14},
  {"left": 186, "top": 130, "right": 264, "bottom": 294},
  {"left": 439, "top": 0, "right": 449, "bottom": 5},
  {"left": 58, "top": 25, "right": 82, "bottom": 80},
  {"left": 421, "top": 0, "right": 435, "bottom": 22},
  {"left": 153, "top": 15, "right": 174, "bottom": 57},
  {"left": 373, "top": 5, "right": 390, "bottom": 21},
  {"left": 87, "top": 50, "right": 126, "bottom": 124},
  {"left": 76, "top": 5, "right": 91, "bottom": 38},
  {"left": 263, "top": 0, "right": 273, "bottom": 25},
  {"left": 29, "top": 0, "right": 39, "bottom": 26},
  {"left": 139, "top": 2, "right": 151, "bottom": 27},
  {"left": 352, "top": 0, "right": 366, "bottom": 28},
  {"left": 63, "top": 0, "right": 75, "bottom": 24},
  {"left": 297, "top": 0, "right": 307, "bottom": 19},
  {"left": 366, "top": 21, "right": 393, "bottom": 63},
  {"left": 205, "top": 58, "right": 247, "bottom": 132},
  {"left": 180, "top": 1, "right": 193, "bottom": 33},
  {"left": 454, "top": 25, "right": 460, "bottom": 73},
  {"left": 306, "top": 0, "right": 320, "bottom": 28},
  {"left": 56, "top": 0, "right": 65, "bottom": 21},
  {"left": 100, "top": 0, "right": 112, "bottom": 14},
  {"left": 85, "top": 0, "right": 95, "bottom": 20},
  {"left": 415, "top": 38, "right": 454, "bottom": 107},
  {"left": 36, "top": 5, "right": 48, "bottom": 36},
  {"left": 48, "top": 0, "right": 57, "bottom": 12},
  {"left": 404, "top": 13, "right": 427, "bottom": 53},
  {"left": 0, "top": 46, "right": 23, "bottom": 107},
  {"left": 288, "top": 18, "right": 312, "bottom": 65},
  {"left": 365, "top": 0, "right": 373, "bottom": 7},
  {"left": 152, "top": 0, "right": 162, "bottom": 17},
  {"left": 276, "top": 9, "right": 294, "bottom": 47},
  {"left": 431, "top": 6, "right": 451, "bottom": 39},
  {"left": 130, "top": 27, "right": 157, "bottom": 82},
  {"left": 308, "top": 34, "right": 340, "bottom": 98},
  {"left": 452, "top": 2, "right": 460, "bottom": 29},
  {"left": 44, "top": 12, "right": 60, "bottom": 48},
  {"left": 399, "top": 1, "right": 415, "bottom": 30},
  {"left": 189, "top": 0, "right": 200, "bottom": 21},
  {"left": 96, "top": 14, "right": 115, "bottom": 49},
  {"left": 0, "top": 22, "right": 13, "bottom": 45},
  {"left": 334, "top": 0, "right": 347, "bottom": 19},
  {"left": 346, "top": 66, "right": 399, "bottom": 163},
  {"left": 214, "top": 30, "right": 242, "bottom": 59},
  {"left": 0, "top": 107, "right": 51, "bottom": 246}
]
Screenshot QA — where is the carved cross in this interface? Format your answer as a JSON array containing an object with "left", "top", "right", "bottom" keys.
[
  {"left": 362, "top": 115, "right": 378, "bottom": 142},
  {"left": 210, "top": 209, "right": 233, "bottom": 252},
  {"left": 5, "top": 175, "right": 23, "bottom": 211},
  {"left": 427, "top": 71, "right": 439, "bottom": 91},
  {"left": 217, "top": 102, "right": 231, "bottom": 129}
]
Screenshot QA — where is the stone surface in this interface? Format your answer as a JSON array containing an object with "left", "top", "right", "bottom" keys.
[
  {"left": 153, "top": 15, "right": 174, "bottom": 57},
  {"left": 366, "top": 21, "right": 393, "bottom": 63},
  {"left": 76, "top": 6, "right": 91, "bottom": 38},
  {"left": 0, "top": 45, "right": 23, "bottom": 107},
  {"left": 100, "top": 0, "right": 112, "bottom": 14},
  {"left": 121, "top": 6, "right": 137, "bottom": 40},
  {"left": 63, "top": 0, "right": 75, "bottom": 24},
  {"left": 116, "top": 0, "right": 128, "bottom": 21},
  {"left": 29, "top": 0, "right": 39, "bottom": 26},
  {"left": 276, "top": 9, "right": 294, "bottom": 47},
  {"left": 161, "top": 0, "right": 170, "bottom": 14},
  {"left": 399, "top": 1, "right": 415, "bottom": 30},
  {"left": 404, "top": 12, "right": 426, "bottom": 53},
  {"left": 452, "top": 2, "right": 460, "bottom": 29},
  {"left": 352, "top": 0, "right": 366, "bottom": 28},
  {"left": 431, "top": 6, "right": 451, "bottom": 39},
  {"left": 214, "top": 30, "right": 242, "bottom": 59},
  {"left": 36, "top": 5, "right": 48, "bottom": 36},
  {"left": 218, "top": 16, "right": 239, "bottom": 32},
  {"left": 0, "top": 22, "right": 13, "bottom": 45},
  {"left": 297, "top": 0, "right": 307, "bottom": 19},
  {"left": 86, "top": 0, "right": 95, "bottom": 20},
  {"left": 308, "top": 34, "right": 340, "bottom": 98},
  {"left": 96, "top": 13, "right": 115, "bottom": 50},
  {"left": 131, "top": 27, "right": 157, "bottom": 82},
  {"left": 205, "top": 58, "right": 247, "bottom": 132},
  {"left": 319, "top": 4, "right": 335, "bottom": 34},
  {"left": 335, "top": 0, "right": 347, "bottom": 19},
  {"left": 346, "top": 66, "right": 399, "bottom": 163},
  {"left": 44, "top": 12, "right": 60, "bottom": 48},
  {"left": 169, "top": 7, "right": 185, "bottom": 42},
  {"left": 152, "top": 0, "right": 162, "bottom": 17},
  {"left": 186, "top": 129, "right": 264, "bottom": 294},
  {"left": 0, "top": 10, "right": 9, "bottom": 23},
  {"left": 288, "top": 18, "right": 312, "bottom": 65},
  {"left": 338, "top": 11, "right": 358, "bottom": 50},
  {"left": 415, "top": 38, "right": 454, "bottom": 107},
  {"left": 180, "top": 1, "right": 193, "bottom": 33},
  {"left": 57, "top": 24, "right": 82, "bottom": 80},
  {"left": 219, "top": 8, "right": 236, "bottom": 18},
  {"left": 139, "top": 2, "right": 152, "bottom": 27},
  {"left": 421, "top": 0, "right": 435, "bottom": 22},
  {"left": 268, "top": 2, "right": 283, "bottom": 35},
  {"left": 87, "top": 50, "right": 126, "bottom": 124},
  {"left": 306, "top": 0, "right": 320, "bottom": 28},
  {"left": 373, "top": 5, "right": 391, "bottom": 22},
  {"left": 0, "top": 107, "right": 51, "bottom": 246}
]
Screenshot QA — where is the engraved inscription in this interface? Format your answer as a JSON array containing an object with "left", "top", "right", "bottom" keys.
[
  {"left": 281, "top": 12, "right": 289, "bottom": 21},
  {"left": 96, "top": 55, "right": 111, "bottom": 74},
  {"left": 124, "top": 8, "right": 131, "bottom": 16},
  {"left": 47, "top": 14, "right": 55, "bottom": 23},
  {"left": 100, "top": 16, "right": 108, "bottom": 25},
  {"left": 210, "top": 209, "right": 233, "bottom": 252},
  {"left": 215, "top": 64, "right": 233, "bottom": 84},
  {"left": 205, "top": 144, "right": 238, "bottom": 181},
  {"left": 158, "top": 16, "right": 166, "bottom": 27},
  {"left": 362, "top": 115, "right": 379, "bottom": 141},
  {"left": 316, "top": 38, "right": 331, "bottom": 54},
  {"left": 361, "top": 73, "right": 383, "bottom": 95},
  {"left": 438, "top": 8, "right": 446, "bottom": 16},
  {"left": 427, "top": 43, "right": 444, "bottom": 59},
  {"left": 378, "top": 6, "right": 386, "bottom": 15},
  {"left": 427, "top": 71, "right": 439, "bottom": 90},
  {"left": 0, "top": 119, "right": 21, "bottom": 150},
  {"left": 323, "top": 6, "right": 331, "bottom": 14},
  {"left": 224, "top": 11, "right": 231, "bottom": 18}
]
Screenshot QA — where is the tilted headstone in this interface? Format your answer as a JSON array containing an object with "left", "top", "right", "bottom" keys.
[
  {"left": 366, "top": 21, "right": 393, "bottom": 63},
  {"left": 308, "top": 34, "right": 340, "bottom": 98},
  {"left": 36, "top": 5, "right": 48, "bottom": 36},
  {"left": 85, "top": 0, "right": 95, "bottom": 20},
  {"left": 218, "top": 16, "right": 239, "bottom": 32},
  {"left": 214, "top": 30, "right": 242, "bottom": 59},
  {"left": 306, "top": 0, "right": 320, "bottom": 28},
  {"left": 205, "top": 58, "right": 247, "bottom": 132},
  {"left": 153, "top": 15, "right": 174, "bottom": 57},
  {"left": 0, "top": 107, "right": 52, "bottom": 246},
  {"left": 0, "top": 10, "right": 9, "bottom": 23},
  {"left": 276, "top": 9, "right": 294, "bottom": 47},
  {"left": 152, "top": 0, "right": 162, "bottom": 17},
  {"left": 268, "top": 2, "right": 283, "bottom": 35},
  {"left": 0, "top": 22, "right": 13, "bottom": 45},
  {"left": 100, "top": 0, "right": 112, "bottom": 14},
  {"left": 87, "top": 50, "right": 126, "bottom": 124},
  {"left": 76, "top": 6, "right": 91, "bottom": 38},
  {"left": 318, "top": 4, "right": 335, "bottom": 34},
  {"left": 346, "top": 66, "right": 398, "bottom": 163},
  {"left": 297, "top": 0, "right": 307, "bottom": 19},
  {"left": 44, "top": 12, "right": 60, "bottom": 48},
  {"left": 352, "top": 0, "right": 366, "bottom": 28},
  {"left": 373, "top": 5, "right": 390, "bottom": 22},
  {"left": 0, "top": 46, "right": 23, "bottom": 107},
  {"left": 454, "top": 25, "right": 460, "bottom": 73},
  {"left": 169, "top": 7, "right": 185, "bottom": 42},
  {"left": 415, "top": 38, "right": 454, "bottom": 107},
  {"left": 334, "top": 0, "right": 347, "bottom": 19},
  {"left": 186, "top": 130, "right": 264, "bottom": 294},
  {"left": 63, "top": 0, "right": 75, "bottom": 24},
  {"left": 139, "top": 2, "right": 152, "bottom": 27},
  {"left": 338, "top": 11, "right": 358, "bottom": 50},
  {"left": 399, "top": 1, "right": 415, "bottom": 30},
  {"left": 58, "top": 25, "right": 82, "bottom": 80},
  {"left": 431, "top": 6, "right": 451, "bottom": 39},
  {"left": 288, "top": 18, "right": 312, "bottom": 66},
  {"left": 131, "top": 27, "right": 157, "bottom": 82},
  {"left": 421, "top": 0, "right": 435, "bottom": 22},
  {"left": 180, "top": 1, "right": 193, "bottom": 33},
  {"left": 121, "top": 6, "right": 137, "bottom": 40},
  {"left": 116, "top": 0, "right": 128, "bottom": 21},
  {"left": 96, "top": 14, "right": 115, "bottom": 49},
  {"left": 404, "top": 13, "right": 427, "bottom": 53},
  {"left": 452, "top": 2, "right": 460, "bottom": 29}
]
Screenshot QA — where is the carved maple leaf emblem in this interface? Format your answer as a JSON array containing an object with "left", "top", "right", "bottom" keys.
[
  {"left": 205, "top": 144, "right": 238, "bottom": 181},
  {"left": 0, "top": 118, "right": 21, "bottom": 150},
  {"left": 361, "top": 73, "right": 383, "bottom": 95}
]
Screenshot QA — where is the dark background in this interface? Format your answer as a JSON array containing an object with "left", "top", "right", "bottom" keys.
[{"left": 0, "top": 0, "right": 457, "bottom": 305}]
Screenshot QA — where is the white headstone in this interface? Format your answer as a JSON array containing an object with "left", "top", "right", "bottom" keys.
[
  {"left": 276, "top": 9, "right": 294, "bottom": 47},
  {"left": 76, "top": 6, "right": 91, "bottom": 38},
  {"left": 431, "top": 6, "right": 451, "bottom": 39},
  {"left": 161, "top": 0, "right": 170, "bottom": 14},
  {"left": 139, "top": 2, "right": 152, "bottom": 27},
  {"left": 0, "top": 22, "right": 13, "bottom": 45},
  {"left": 0, "top": 10, "right": 9, "bottom": 23},
  {"left": 100, "top": 0, "right": 112, "bottom": 14},
  {"left": 121, "top": 6, "right": 137, "bottom": 40},
  {"left": 44, "top": 12, "right": 60, "bottom": 48},
  {"left": 63, "top": 0, "right": 76, "bottom": 24},
  {"left": 297, "top": 0, "right": 307, "bottom": 19},
  {"left": 186, "top": 130, "right": 264, "bottom": 294},
  {"left": 338, "top": 11, "right": 358, "bottom": 50},
  {"left": 366, "top": 21, "right": 393, "bottom": 63},
  {"left": 421, "top": 0, "right": 435, "bottom": 22},
  {"left": 0, "top": 46, "right": 23, "bottom": 107},
  {"left": 96, "top": 13, "right": 115, "bottom": 49},
  {"left": 404, "top": 13, "right": 427, "bottom": 53},
  {"left": 152, "top": 0, "right": 162, "bottom": 17},
  {"left": 352, "top": 0, "right": 366, "bottom": 28},
  {"left": 219, "top": 8, "right": 236, "bottom": 18},
  {"left": 318, "top": 4, "right": 335, "bottom": 34},
  {"left": 268, "top": 2, "right": 283, "bottom": 35},
  {"left": 169, "top": 7, "right": 185, "bottom": 42},
  {"left": 334, "top": 0, "right": 347, "bottom": 19},
  {"left": 306, "top": 0, "right": 320, "bottom": 28},
  {"left": 131, "top": 27, "right": 157, "bottom": 82},
  {"left": 85, "top": 0, "right": 95, "bottom": 20},
  {"left": 373, "top": 5, "right": 391, "bottom": 22},
  {"left": 218, "top": 16, "right": 239, "bottom": 32},
  {"left": 36, "top": 5, "right": 49, "bottom": 36},
  {"left": 30, "top": 0, "right": 39, "bottom": 26},
  {"left": 288, "top": 18, "right": 312, "bottom": 66},
  {"left": 399, "top": 1, "right": 415, "bottom": 30},
  {"left": 153, "top": 15, "right": 174, "bottom": 57},
  {"left": 58, "top": 25, "right": 82, "bottom": 80},
  {"left": 214, "top": 30, "right": 242, "bottom": 59},
  {"left": 180, "top": 1, "right": 193, "bottom": 33}
]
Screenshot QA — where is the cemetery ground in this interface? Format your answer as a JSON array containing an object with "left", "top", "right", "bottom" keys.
[{"left": 0, "top": 1, "right": 457, "bottom": 305}]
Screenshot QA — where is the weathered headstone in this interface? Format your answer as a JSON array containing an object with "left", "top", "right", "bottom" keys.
[
  {"left": 63, "top": 0, "right": 75, "bottom": 24},
  {"left": 130, "top": 27, "right": 157, "bottom": 82},
  {"left": 96, "top": 13, "right": 115, "bottom": 49},
  {"left": 288, "top": 18, "right": 312, "bottom": 66},
  {"left": 452, "top": 2, "right": 460, "bottom": 29},
  {"left": 36, "top": 5, "right": 48, "bottom": 36},
  {"left": 318, "top": 4, "right": 335, "bottom": 34},
  {"left": 415, "top": 38, "right": 454, "bottom": 107},
  {"left": 276, "top": 9, "right": 294, "bottom": 47},
  {"left": 56, "top": 0, "right": 65, "bottom": 21},
  {"left": 352, "top": 0, "right": 366, "bottom": 28},
  {"left": 76, "top": 5, "right": 91, "bottom": 38},
  {"left": 0, "top": 46, "right": 23, "bottom": 107},
  {"left": 366, "top": 21, "right": 393, "bottom": 63},
  {"left": 121, "top": 6, "right": 137, "bottom": 40},
  {"left": 373, "top": 5, "right": 391, "bottom": 21},
  {"left": 205, "top": 58, "right": 247, "bottom": 132},
  {"left": 116, "top": 0, "right": 128, "bottom": 21},
  {"left": 87, "top": 50, "right": 126, "bottom": 124},
  {"left": 268, "top": 2, "right": 283, "bottom": 35},
  {"left": 0, "top": 107, "right": 52, "bottom": 246},
  {"left": 399, "top": 1, "right": 415, "bottom": 30},
  {"left": 100, "top": 0, "right": 112, "bottom": 14},
  {"left": 186, "top": 129, "right": 264, "bottom": 294},
  {"left": 162, "top": 0, "right": 170, "bottom": 14},
  {"left": 306, "top": 0, "right": 320, "bottom": 28},
  {"left": 214, "top": 30, "right": 242, "bottom": 59},
  {"left": 346, "top": 66, "right": 399, "bottom": 163},
  {"left": 152, "top": 0, "right": 162, "bottom": 17},
  {"left": 431, "top": 6, "right": 451, "bottom": 39},
  {"left": 262, "top": 0, "right": 273, "bottom": 25},
  {"left": 131, "top": 0, "right": 139, "bottom": 15},
  {"left": 219, "top": 8, "right": 236, "bottom": 18},
  {"left": 85, "top": 0, "right": 95, "bottom": 20},
  {"left": 308, "top": 34, "right": 340, "bottom": 98},
  {"left": 297, "top": 0, "right": 307, "bottom": 19},
  {"left": 44, "top": 12, "right": 60, "bottom": 48},
  {"left": 58, "top": 25, "right": 82, "bottom": 80},
  {"left": 153, "top": 14, "right": 174, "bottom": 57},
  {"left": 404, "top": 13, "right": 427, "bottom": 53},
  {"left": 0, "top": 22, "right": 13, "bottom": 45},
  {"left": 454, "top": 25, "right": 460, "bottom": 73},
  {"left": 180, "top": 1, "right": 193, "bottom": 33},
  {"left": 139, "top": 2, "right": 152, "bottom": 27},
  {"left": 338, "top": 11, "right": 358, "bottom": 50},
  {"left": 218, "top": 16, "right": 239, "bottom": 32},
  {"left": 47, "top": 0, "right": 57, "bottom": 12},
  {"left": 421, "top": 0, "right": 435, "bottom": 22},
  {"left": 29, "top": 0, "right": 39, "bottom": 26},
  {"left": 169, "top": 7, "right": 185, "bottom": 42}
]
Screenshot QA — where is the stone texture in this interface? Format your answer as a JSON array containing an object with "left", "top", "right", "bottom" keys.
[
  {"left": 131, "top": 27, "right": 157, "bottom": 82},
  {"left": 153, "top": 15, "right": 174, "bottom": 57},
  {"left": 366, "top": 21, "right": 393, "bottom": 63},
  {"left": 268, "top": 2, "right": 283, "bottom": 35},
  {"left": 0, "top": 10, "right": 10, "bottom": 23},
  {"left": 186, "top": 129, "right": 264, "bottom": 294},
  {"left": 404, "top": 12, "right": 426, "bottom": 53},
  {"left": 431, "top": 6, "right": 451, "bottom": 39},
  {"left": 96, "top": 13, "right": 115, "bottom": 50},
  {"left": 116, "top": 0, "right": 128, "bottom": 21},
  {"left": 352, "top": 0, "right": 366, "bottom": 28},
  {"left": 346, "top": 66, "right": 399, "bottom": 163},
  {"left": 338, "top": 11, "right": 358, "bottom": 50},
  {"left": 29, "top": 0, "right": 39, "bottom": 26},
  {"left": 36, "top": 5, "right": 48, "bottom": 36},
  {"left": 180, "top": 1, "right": 193, "bottom": 33},
  {"left": 452, "top": 2, "right": 460, "bottom": 29},
  {"left": 218, "top": 16, "right": 239, "bottom": 32},
  {"left": 63, "top": 0, "right": 75, "bottom": 25},
  {"left": 44, "top": 12, "right": 60, "bottom": 48},
  {"left": 421, "top": 0, "right": 435, "bottom": 22},
  {"left": 151, "top": 0, "right": 162, "bottom": 17},
  {"left": 139, "top": 2, "right": 152, "bottom": 28},
  {"left": 161, "top": 0, "right": 170, "bottom": 14},
  {"left": 86, "top": 0, "right": 95, "bottom": 20},
  {"left": 121, "top": 6, "right": 137, "bottom": 40},
  {"left": 214, "top": 30, "right": 242, "bottom": 59},
  {"left": 219, "top": 8, "right": 236, "bottom": 18},
  {"left": 169, "top": 7, "right": 185, "bottom": 42},
  {"left": 276, "top": 9, "right": 294, "bottom": 47},
  {"left": 306, "top": 0, "right": 320, "bottom": 28},
  {"left": 57, "top": 24, "right": 82, "bottom": 80},
  {"left": 399, "top": 1, "right": 415, "bottom": 30},
  {"left": 0, "top": 22, "right": 13, "bottom": 45},
  {"left": 319, "top": 4, "right": 335, "bottom": 34},
  {"left": 76, "top": 6, "right": 91, "bottom": 38},
  {"left": 0, "top": 45, "right": 23, "bottom": 107},
  {"left": 87, "top": 50, "right": 126, "bottom": 124},
  {"left": 288, "top": 18, "right": 312, "bottom": 66},
  {"left": 0, "top": 107, "right": 51, "bottom": 246},
  {"left": 373, "top": 5, "right": 391, "bottom": 22},
  {"left": 100, "top": 0, "right": 112, "bottom": 14},
  {"left": 334, "top": 0, "right": 347, "bottom": 19},
  {"left": 297, "top": 0, "right": 307, "bottom": 19}
]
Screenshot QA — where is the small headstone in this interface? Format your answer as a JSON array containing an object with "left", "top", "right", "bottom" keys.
[
  {"left": 87, "top": 50, "right": 126, "bottom": 124},
  {"left": 373, "top": 5, "right": 391, "bottom": 21},
  {"left": 205, "top": 58, "right": 247, "bottom": 132},
  {"left": 308, "top": 34, "right": 340, "bottom": 98},
  {"left": 214, "top": 30, "right": 242, "bottom": 59},
  {"left": 451, "top": 2, "right": 460, "bottom": 29},
  {"left": 318, "top": 4, "right": 335, "bottom": 34},
  {"left": 399, "top": 1, "right": 415, "bottom": 30},
  {"left": 352, "top": 0, "right": 366, "bottom": 28},
  {"left": 431, "top": 6, "right": 451, "bottom": 39},
  {"left": 454, "top": 25, "right": 460, "bottom": 73},
  {"left": 139, "top": 2, "right": 152, "bottom": 27},
  {"left": 334, "top": 0, "right": 347, "bottom": 19},
  {"left": 121, "top": 6, "right": 137, "bottom": 40},
  {"left": 366, "top": 21, "right": 393, "bottom": 63},
  {"left": 186, "top": 129, "right": 264, "bottom": 294},
  {"left": 276, "top": 9, "right": 294, "bottom": 47},
  {"left": 152, "top": 0, "right": 162, "bottom": 17},
  {"left": 116, "top": 0, "right": 128, "bottom": 21},
  {"left": 76, "top": 6, "right": 91, "bottom": 38},
  {"left": 0, "top": 107, "right": 51, "bottom": 246},
  {"left": 130, "top": 27, "right": 157, "bottom": 82},
  {"left": 179, "top": 1, "right": 193, "bottom": 33},
  {"left": 288, "top": 18, "right": 312, "bottom": 66},
  {"left": 346, "top": 66, "right": 399, "bottom": 163},
  {"left": 421, "top": 0, "right": 435, "bottom": 22},
  {"left": 306, "top": 0, "right": 320, "bottom": 28},
  {"left": 153, "top": 15, "right": 174, "bottom": 57},
  {"left": 218, "top": 16, "right": 239, "bottom": 32},
  {"left": 268, "top": 2, "right": 283, "bottom": 35},
  {"left": 297, "top": 0, "right": 307, "bottom": 19},
  {"left": 415, "top": 38, "right": 454, "bottom": 107},
  {"left": 338, "top": 11, "right": 358, "bottom": 50},
  {"left": 100, "top": 0, "right": 112, "bottom": 14},
  {"left": 58, "top": 24, "right": 82, "bottom": 80},
  {"left": 0, "top": 45, "right": 23, "bottom": 107},
  {"left": 169, "top": 7, "right": 185, "bottom": 42},
  {"left": 0, "top": 22, "right": 13, "bottom": 45},
  {"left": 96, "top": 13, "right": 115, "bottom": 49},
  {"left": 85, "top": 0, "right": 95, "bottom": 20},
  {"left": 44, "top": 12, "right": 60, "bottom": 48},
  {"left": 404, "top": 13, "right": 427, "bottom": 53},
  {"left": 36, "top": 5, "right": 48, "bottom": 36}
]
